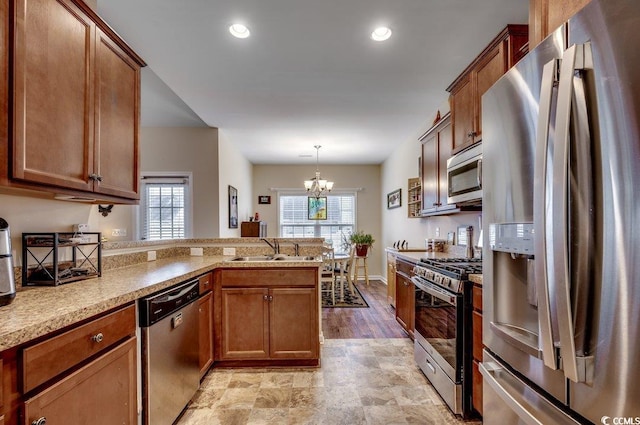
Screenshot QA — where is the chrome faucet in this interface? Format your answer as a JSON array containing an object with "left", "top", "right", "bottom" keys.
[
  {"left": 293, "top": 243, "right": 300, "bottom": 256},
  {"left": 261, "top": 238, "right": 279, "bottom": 255}
]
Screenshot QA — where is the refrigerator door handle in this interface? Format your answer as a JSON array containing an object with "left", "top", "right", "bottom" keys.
[
  {"left": 553, "top": 43, "right": 594, "bottom": 383},
  {"left": 533, "top": 59, "right": 559, "bottom": 370}
]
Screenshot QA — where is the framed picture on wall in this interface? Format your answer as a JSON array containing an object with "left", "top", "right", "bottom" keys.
[
  {"left": 308, "top": 197, "right": 327, "bottom": 220},
  {"left": 228, "top": 185, "right": 238, "bottom": 228},
  {"left": 387, "top": 188, "right": 401, "bottom": 209},
  {"left": 258, "top": 195, "right": 271, "bottom": 204}
]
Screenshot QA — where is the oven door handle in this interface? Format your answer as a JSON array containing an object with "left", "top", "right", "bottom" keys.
[{"left": 411, "top": 276, "right": 457, "bottom": 305}]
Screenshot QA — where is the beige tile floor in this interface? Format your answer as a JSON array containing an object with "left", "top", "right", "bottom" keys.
[{"left": 177, "top": 338, "right": 481, "bottom": 425}]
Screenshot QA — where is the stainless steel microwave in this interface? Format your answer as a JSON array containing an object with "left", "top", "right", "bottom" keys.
[{"left": 447, "top": 142, "right": 482, "bottom": 205}]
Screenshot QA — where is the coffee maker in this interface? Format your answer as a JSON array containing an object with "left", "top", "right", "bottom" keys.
[{"left": 0, "top": 218, "right": 16, "bottom": 306}]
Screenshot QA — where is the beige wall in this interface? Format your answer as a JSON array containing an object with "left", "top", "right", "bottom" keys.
[
  {"left": 217, "top": 131, "right": 253, "bottom": 238},
  {"left": 380, "top": 100, "right": 482, "bottom": 281},
  {"left": 252, "top": 164, "right": 383, "bottom": 277},
  {"left": 140, "top": 127, "right": 220, "bottom": 238}
]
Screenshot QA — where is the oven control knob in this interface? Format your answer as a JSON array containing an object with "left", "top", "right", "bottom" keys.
[
  {"left": 441, "top": 277, "right": 450, "bottom": 287},
  {"left": 434, "top": 275, "right": 441, "bottom": 284}
]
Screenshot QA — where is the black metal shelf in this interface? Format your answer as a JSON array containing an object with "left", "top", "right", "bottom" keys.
[{"left": 22, "top": 232, "right": 102, "bottom": 286}]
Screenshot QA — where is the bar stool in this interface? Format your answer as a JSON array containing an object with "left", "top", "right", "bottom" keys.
[{"left": 352, "top": 251, "right": 369, "bottom": 286}]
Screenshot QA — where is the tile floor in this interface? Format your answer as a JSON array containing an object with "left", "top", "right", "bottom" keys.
[{"left": 177, "top": 338, "right": 480, "bottom": 424}]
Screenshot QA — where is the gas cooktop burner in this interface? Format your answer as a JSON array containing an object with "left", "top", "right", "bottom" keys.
[{"left": 418, "top": 257, "right": 483, "bottom": 280}]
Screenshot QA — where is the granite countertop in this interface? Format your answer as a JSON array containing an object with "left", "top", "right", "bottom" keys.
[
  {"left": 469, "top": 274, "right": 483, "bottom": 285},
  {"left": 0, "top": 256, "right": 320, "bottom": 351}
]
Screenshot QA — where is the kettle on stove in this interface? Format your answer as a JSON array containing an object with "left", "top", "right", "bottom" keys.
[{"left": 0, "top": 217, "right": 16, "bottom": 306}]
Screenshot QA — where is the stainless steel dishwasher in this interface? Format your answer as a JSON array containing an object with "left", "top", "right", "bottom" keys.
[{"left": 139, "top": 279, "right": 200, "bottom": 425}]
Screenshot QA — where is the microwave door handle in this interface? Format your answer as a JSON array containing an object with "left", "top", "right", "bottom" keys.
[{"left": 534, "top": 59, "right": 559, "bottom": 371}]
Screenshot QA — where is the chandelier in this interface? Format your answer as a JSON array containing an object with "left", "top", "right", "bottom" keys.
[{"left": 304, "top": 145, "right": 334, "bottom": 198}]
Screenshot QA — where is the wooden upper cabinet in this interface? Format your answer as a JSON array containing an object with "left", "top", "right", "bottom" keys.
[
  {"left": 420, "top": 113, "right": 455, "bottom": 215},
  {"left": 13, "top": 0, "right": 94, "bottom": 192},
  {"left": 9, "top": 0, "right": 145, "bottom": 202},
  {"left": 529, "top": 0, "right": 591, "bottom": 48},
  {"left": 449, "top": 75, "right": 475, "bottom": 151},
  {"left": 94, "top": 29, "right": 140, "bottom": 199},
  {"left": 447, "top": 25, "right": 528, "bottom": 153},
  {"left": 420, "top": 131, "right": 438, "bottom": 212}
]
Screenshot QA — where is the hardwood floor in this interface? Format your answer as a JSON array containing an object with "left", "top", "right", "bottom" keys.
[{"left": 321, "top": 280, "right": 408, "bottom": 339}]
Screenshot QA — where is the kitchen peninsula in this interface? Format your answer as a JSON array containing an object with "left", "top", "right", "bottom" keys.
[{"left": 0, "top": 238, "right": 324, "bottom": 425}]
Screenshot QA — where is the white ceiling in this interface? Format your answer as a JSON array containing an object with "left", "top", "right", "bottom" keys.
[{"left": 97, "top": 0, "right": 528, "bottom": 165}]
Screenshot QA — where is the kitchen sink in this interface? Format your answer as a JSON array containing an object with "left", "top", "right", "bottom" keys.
[
  {"left": 272, "top": 255, "right": 318, "bottom": 261},
  {"left": 228, "top": 255, "right": 274, "bottom": 262},
  {"left": 227, "top": 255, "right": 319, "bottom": 262}
]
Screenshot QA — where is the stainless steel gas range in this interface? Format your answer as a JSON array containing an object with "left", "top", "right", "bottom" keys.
[{"left": 412, "top": 257, "right": 481, "bottom": 418}]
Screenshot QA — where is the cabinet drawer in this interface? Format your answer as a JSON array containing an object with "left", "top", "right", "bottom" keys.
[
  {"left": 199, "top": 272, "right": 212, "bottom": 294},
  {"left": 472, "top": 284, "right": 482, "bottom": 311},
  {"left": 472, "top": 310, "right": 483, "bottom": 361},
  {"left": 22, "top": 304, "right": 135, "bottom": 393},
  {"left": 219, "top": 268, "right": 316, "bottom": 287}
]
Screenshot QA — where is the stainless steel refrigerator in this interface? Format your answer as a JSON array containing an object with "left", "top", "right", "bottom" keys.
[{"left": 481, "top": 0, "right": 640, "bottom": 423}]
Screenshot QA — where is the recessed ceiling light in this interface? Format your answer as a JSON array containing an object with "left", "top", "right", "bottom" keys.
[
  {"left": 229, "top": 23, "right": 250, "bottom": 39},
  {"left": 371, "top": 26, "right": 392, "bottom": 42}
]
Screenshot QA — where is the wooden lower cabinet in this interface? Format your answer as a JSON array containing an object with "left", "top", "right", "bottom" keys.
[
  {"left": 472, "top": 360, "right": 483, "bottom": 416},
  {"left": 221, "top": 288, "right": 270, "bottom": 359},
  {"left": 471, "top": 281, "right": 483, "bottom": 416},
  {"left": 198, "top": 292, "right": 213, "bottom": 376},
  {"left": 386, "top": 253, "right": 397, "bottom": 307},
  {"left": 216, "top": 268, "right": 319, "bottom": 365},
  {"left": 395, "top": 259, "right": 415, "bottom": 339},
  {"left": 220, "top": 287, "right": 319, "bottom": 361},
  {"left": 24, "top": 337, "right": 137, "bottom": 425}
]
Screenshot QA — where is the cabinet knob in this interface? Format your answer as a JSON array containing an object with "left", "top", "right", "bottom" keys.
[
  {"left": 96, "top": 175, "right": 103, "bottom": 182},
  {"left": 89, "top": 173, "right": 98, "bottom": 181},
  {"left": 91, "top": 332, "right": 104, "bottom": 343},
  {"left": 32, "top": 417, "right": 47, "bottom": 425},
  {"left": 467, "top": 131, "right": 477, "bottom": 138},
  {"left": 263, "top": 295, "right": 269, "bottom": 301}
]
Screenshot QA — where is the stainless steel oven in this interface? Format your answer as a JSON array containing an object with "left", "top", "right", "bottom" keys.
[
  {"left": 412, "top": 258, "right": 481, "bottom": 418},
  {"left": 447, "top": 142, "right": 482, "bottom": 205}
]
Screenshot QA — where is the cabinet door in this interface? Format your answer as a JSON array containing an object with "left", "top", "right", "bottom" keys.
[
  {"left": 269, "top": 287, "right": 318, "bottom": 359},
  {"left": 475, "top": 43, "right": 505, "bottom": 142},
  {"left": 24, "top": 337, "right": 137, "bottom": 425},
  {"left": 421, "top": 133, "right": 438, "bottom": 213},
  {"left": 220, "top": 288, "right": 269, "bottom": 359},
  {"left": 93, "top": 29, "right": 140, "bottom": 199},
  {"left": 198, "top": 292, "right": 213, "bottom": 376},
  {"left": 437, "top": 121, "right": 454, "bottom": 208},
  {"left": 13, "top": 0, "right": 94, "bottom": 191},
  {"left": 395, "top": 273, "right": 414, "bottom": 339},
  {"left": 386, "top": 254, "right": 396, "bottom": 307},
  {"left": 450, "top": 75, "right": 475, "bottom": 151}
]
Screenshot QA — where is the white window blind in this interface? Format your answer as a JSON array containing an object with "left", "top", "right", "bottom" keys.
[
  {"left": 140, "top": 175, "right": 191, "bottom": 240},
  {"left": 279, "top": 193, "right": 356, "bottom": 254}
]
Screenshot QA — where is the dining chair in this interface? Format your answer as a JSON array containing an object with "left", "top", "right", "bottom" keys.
[
  {"left": 320, "top": 246, "right": 335, "bottom": 306},
  {"left": 334, "top": 245, "right": 356, "bottom": 295}
]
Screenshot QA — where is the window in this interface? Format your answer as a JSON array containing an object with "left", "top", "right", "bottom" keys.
[
  {"left": 139, "top": 173, "right": 192, "bottom": 240},
  {"left": 279, "top": 192, "right": 356, "bottom": 254}
]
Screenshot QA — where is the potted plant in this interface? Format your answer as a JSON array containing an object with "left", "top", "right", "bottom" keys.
[{"left": 349, "top": 230, "right": 375, "bottom": 257}]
